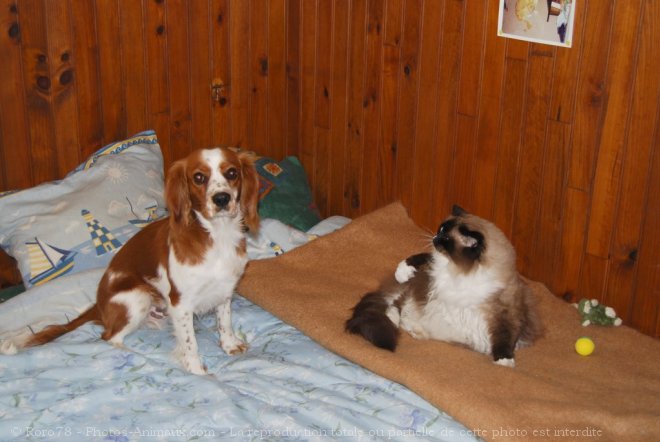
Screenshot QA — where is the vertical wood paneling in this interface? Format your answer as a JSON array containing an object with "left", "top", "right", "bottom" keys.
[
  {"left": 327, "top": 0, "right": 349, "bottom": 216},
  {"left": 95, "top": 0, "right": 125, "bottom": 144},
  {"left": 190, "top": 0, "right": 213, "bottom": 149},
  {"left": 457, "top": 0, "right": 485, "bottom": 117},
  {"left": 568, "top": 1, "right": 613, "bottom": 192},
  {"left": 578, "top": 254, "right": 609, "bottom": 307},
  {"left": 229, "top": 0, "right": 249, "bottom": 147},
  {"left": 211, "top": 0, "right": 231, "bottom": 146},
  {"left": 165, "top": 0, "right": 192, "bottom": 159},
  {"left": 44, "top": 0, "right": 79, "bottom": 176},
  {"left": 343, "top": 0, "right": 367, "bottom": 217},
  {"left": 553, "top": 187, "right": 590, "bottom": 298},
  {"left": 1, "top": 0, "right": 659, "bottom": 337},
  {"left": 119, "top": 0, "right": 147, "bottom": 139},
  {"left": 586, "top": 1, "right": 642, "bottom": 259},
  {"left": 606, "top": 0, "right": 660, "bottom": 322},
  {"left": 375, "top": 0, "right": 402, "bottom": 213},
  {"left": 299, "top": 0, "right": 316, "bottom": 189},
  {"left": 268, "top": 0, "right": 286, "bottom": 158},
  {"left": 472, "top": 1, "right": 506, "bottom": 219},
  {"left": 0, "top": 0, "right": 31, "bottom": 189},
  {"left": 451, "top": 115, "right": 477, "bottom": 211},
  {"left": 19, "top": 0, "right": 56, "bottom": 185},
  {"left": 359, "top": 0, "right": 384, "bottom": 214},
  {"left": 410, "top": 0, "right": 442, "bottom": 225},
  {"left": 511, "top": 49, "right": 554, "bottom": 273},
  {"left": 144, "top": 0, "right": 170, "bottom": 162},
  {"left": 393, "top": 0, "right": 422, "bottom": 210},
  {"left": 285, "top": 0, "right": 301, "bottom": 157},
  {"left": 633, "top": 107, "right": 660, "bottom": 335},
  {"left": 548, "top": 0, "right": 586, "bottom": 123},
  {"left": 492, "top": 58, "right": 526, "bottom": 238},
  {"left": 70, "top": 0, "right": 103, "bottom": 158},
  {"left": 249, "top": 0, "right": 268, "bottom": 152},
  {"left": 432, "top": 0, "right": 464, "bottom": 221},
  {"left": 505, "top": 36, "right": 528, "bottom": 61},
  {"left": 581, "top": 2, "right": 643, "bottom": 318},
  {"left": 313, "top": 0, "right": 332, "bottom": 215},
  {"left": 530, "top": 120, "right": 570, "bottom": 285},
  {"left": 313, "top": 0, "right": 331, "bottom": 132}
]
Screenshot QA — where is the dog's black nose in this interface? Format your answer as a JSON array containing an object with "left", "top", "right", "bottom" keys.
[{"left": 212, "top": 192, "right": 231, "bottom": 208}]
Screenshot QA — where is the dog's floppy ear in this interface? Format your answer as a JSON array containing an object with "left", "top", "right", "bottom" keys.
[
  {"left": 238, "top": 151, "right": 260, "bottom": 233},
  {"left": 166, "top": 160, "right": 192, "bottom": 227}
]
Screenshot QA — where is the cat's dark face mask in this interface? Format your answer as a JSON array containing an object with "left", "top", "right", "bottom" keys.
[{"left": 433, "top": 217, "right": 486, "bottom": 270}]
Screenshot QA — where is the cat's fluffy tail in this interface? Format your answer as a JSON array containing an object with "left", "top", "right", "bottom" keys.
[{"left": 345, "top": 292, "right": 399, "bottom": 351}]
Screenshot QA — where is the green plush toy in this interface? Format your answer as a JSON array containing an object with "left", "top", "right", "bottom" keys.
[{"left": 575, "top": 298, "right": 622, "bottom": 327}]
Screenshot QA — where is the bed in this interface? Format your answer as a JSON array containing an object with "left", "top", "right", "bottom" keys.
[
  {"left": 0, "top": 221, "right": 479, "bottom": 442},
  {"left": 2, "top": 132, "right": 660, "bottom": 442},
  {"left": 0, "top": 133, "right": 478, "bottom": 441}
]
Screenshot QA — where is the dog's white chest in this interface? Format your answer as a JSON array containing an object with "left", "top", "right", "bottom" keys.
[{"left": 168, "top": 227, "right": 247, "bottom": 313}]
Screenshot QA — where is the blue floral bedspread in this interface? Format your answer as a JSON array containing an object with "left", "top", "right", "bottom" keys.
[{"left": 0, "top": 219, "right": 477, "bottom": 442}]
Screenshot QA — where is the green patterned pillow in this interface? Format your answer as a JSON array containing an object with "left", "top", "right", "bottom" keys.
[{"left": 256, "top": 156, "right": 321, "bottom": 231}]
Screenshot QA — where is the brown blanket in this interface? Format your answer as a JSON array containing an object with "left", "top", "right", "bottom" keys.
[{"left": 239, "top": 203, "right": 660, "bottom": 441}]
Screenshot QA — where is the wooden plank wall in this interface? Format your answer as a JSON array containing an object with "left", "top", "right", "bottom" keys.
[{"left": 0, "top": 0, "right": 658, "bottom": 337}]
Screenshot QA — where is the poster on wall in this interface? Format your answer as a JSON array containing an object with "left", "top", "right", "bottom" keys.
[{"left": 497, "top": 0, "right": 576, "bottom": 48}]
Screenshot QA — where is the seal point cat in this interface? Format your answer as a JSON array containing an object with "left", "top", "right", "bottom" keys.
[{"left": 346, "top": 205, "right": 543, "bottom": 367}]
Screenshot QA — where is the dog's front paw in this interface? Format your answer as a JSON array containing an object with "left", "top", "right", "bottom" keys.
[
  {"left": 228, "top": 342, "right": 248, "bottom": 355},
  {"left": 188, "top": 364, "right": 208, "bottom": 376},
  {"left": 180, "top": 357, "right": 208, "bottom": 375},
  {"left": 173, "top": 346, "right": 207, "bottom": 375},
  {"left": 395, "top": 261, "right": 416, "bottom": 283},
  {"left": 220, "top": 337, "right": 248, "bottom": 356}
]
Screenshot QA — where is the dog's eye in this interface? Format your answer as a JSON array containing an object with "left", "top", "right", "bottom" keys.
[
  {"left": 225, "top": 168, "right": 238, "bottom": 181},
  {"left": 193, "top": 172, "right": 207, "bottom": 185}
]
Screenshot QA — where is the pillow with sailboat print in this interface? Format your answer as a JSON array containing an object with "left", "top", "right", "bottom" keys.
[{"left": 0, "top": 130, "right": 167, "bottom": 289}]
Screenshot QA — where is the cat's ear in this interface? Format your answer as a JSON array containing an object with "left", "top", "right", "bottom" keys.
[{"left": 452, "top": 204, "right": 469, "bottom": 217}]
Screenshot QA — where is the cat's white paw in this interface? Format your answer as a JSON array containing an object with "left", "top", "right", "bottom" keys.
[
  {"left": 494, "top": 358, "right": 515, "bottom": 368},
  {"left": 395, "top": 261, "right": 416, "bottom": 283}
]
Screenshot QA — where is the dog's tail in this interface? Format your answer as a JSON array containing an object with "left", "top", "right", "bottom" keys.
[
  {"left": 2, "top": 305, "right": 101, "bottom": 354},
  {"left": 345, "top": 292, "right": 400, "bottom": 351},
  {"left": 25, "top": 305, "right": 101, "bottom": 347}
]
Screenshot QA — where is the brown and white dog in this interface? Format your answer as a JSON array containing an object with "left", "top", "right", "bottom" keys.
[{"left": 2, "top": 148, "right": 260, "bottom": 375}]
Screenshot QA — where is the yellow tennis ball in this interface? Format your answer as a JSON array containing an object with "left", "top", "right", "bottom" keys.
[{"left": 575, "top": 337, "right": 595, "bottom": 356}]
